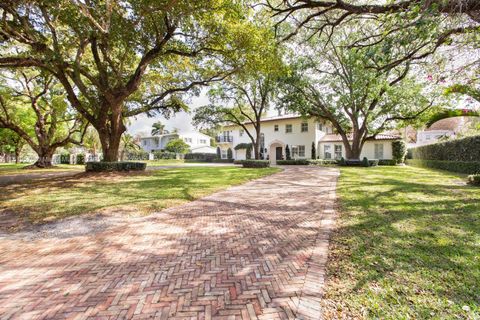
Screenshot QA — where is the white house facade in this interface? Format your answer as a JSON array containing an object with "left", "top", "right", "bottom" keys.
[
  {"left": 216, "top": 115, "right": 399, "bottom": 163},
  {"left": 140, "top": 131, "right": 214, "bottom": 153}
]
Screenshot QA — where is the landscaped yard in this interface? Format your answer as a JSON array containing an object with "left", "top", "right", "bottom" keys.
[
  {"left": 0, "top": 163, "right": 84, "bottom": 175},
  {"left": 0, "top": 166, "right": 279, "bottom": 228},
  {"left": 323, "top": 166, "right": 480, "bottom": 319}
]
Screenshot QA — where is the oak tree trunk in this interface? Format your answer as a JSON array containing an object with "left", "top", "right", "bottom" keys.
[
  {"left": 95, "top": 102, "right": 126, "bottom": 162},
  {"left": 33, "top": 148, "right": 55, "bottom": 168}
]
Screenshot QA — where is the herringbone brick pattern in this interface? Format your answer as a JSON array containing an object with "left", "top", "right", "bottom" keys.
[{"left": 0, "top": 166, "right": 338, "bottom": 320}]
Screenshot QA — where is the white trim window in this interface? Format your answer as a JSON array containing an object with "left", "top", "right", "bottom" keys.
[
  {"left": 317, "top": 123, "right": 323, "bottom": 131},
  {"left": 274, "top": 124, "right": 279, "bottom": 132},
  {"left": 221, "top": 149, "right": 228, "bottom": 159},
  {"left": 334, "top": 144, "right": 342, "bottom": 159},
  {"left": 374, "top": 143, "right": 384, "bottom": 159},
  {"left": 199, "top": 139, "right": 207, "bottom": 144},
  {"left": 239, "top": 129, "right": 244, "bottom": 137},
  {"left": 286, "top": 124, "right": 293, "bottom": 133},
  {"left": 298, "top": 145, "right": 305, "bottom": 157},
  {"left": 324, "top": 145, "right": 332, "bottom": 159},
  {"left": 291, "top": 146, "right": 299, "bottom": 158},
  {"left": 301, "top": 122, "right": 308, "bottom": 132}
]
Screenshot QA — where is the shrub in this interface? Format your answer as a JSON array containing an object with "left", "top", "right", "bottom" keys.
[
  {"left": 216, "top": 147, "right": 221, "bottom": 159},
  {"left": 467, "top": 174, "right": 480, "bottom": 186},
  {"left": 227, "top": 148, "right": 233, "bottom": 160},
  {"left": 311, "top": 142, "right": 316, "bottom": 160},
  {"left": 85, "top": 161, "right": 146, "bottom": 172},
  {"left": 126, "top": 150, "right": 149, "bottom": 160},
  {"left": 60, "top": 153, "right": 70, "bottom": 164},
  {"left": 339, "top": 157, "right": 346, "bottom": 166},
  {"left": 309, "top": 159, "right": 338, "bottom": 166},
  {"left": 392, "top": 140, "right": 407, "bottom": 164},
  {"left": 406, "top": 159, "right": 480, "bottom": 174},
  {"left": 369, "top": 159, "right": 379, "bottom": 167},
  {"left": 362, "top": 157, "right": 369, "bottom": 167},
  {"left": 76, "top": 154, "right": 85, "bottom": 165},
  {"left": 184, "top": 153, "right": 217, "bottom": 162},
  {"left": 285, "top": 144, "right": 291, "bottom": 160},
  {"left": 233, "top": 160, "right": 244, "bottom": 165},
  {"left": 410, "top": 135, "right": 480, "bottom": 162},
  {"left": 153, "top": 151, "right": 176, "bottom": 160},
  {"left": 378, "top": 159, "right": 397, "bottom": 166},
  {"left": 165, "top": 138, "right": 190, "bottom": 154},
  {"left": 242, "top": 160, "right": 270, "bottom": 168},
  {"left": 246, "top": 145, "right": 252, "bottom": 159},
  {"left": 277, "top": 159, "right": 310, "bottom": 165}
]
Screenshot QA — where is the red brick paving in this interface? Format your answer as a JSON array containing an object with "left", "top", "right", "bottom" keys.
[{"left": 0, "top": 166, "right": 338, "bottom": 320}]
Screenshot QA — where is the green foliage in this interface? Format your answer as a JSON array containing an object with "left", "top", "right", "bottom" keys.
[
  {"left": 285, "top": 144, "right": 291, "bottom": 160},
  {"left": 234, "top": 143, "right": 252, "bottom": 150},
  {"left": 151, "top": 122, "right": 166, "bottom": 136},
  {"left": 378, "top": 159, "right": 398, "bottom": 166},
  {"left": 339, "top": 157, "right": 346, "bottom": 166},
  {"left": 309, "top": 159, "right": 338, "bottom": 166},
  {"left": 277, "top": 159, "right": 310, "bottom": 165},
  {"left": 311, "top": 142, "right": 316, "bottom": 160},
  {"left": 125, "top": 150, "right": 149, "bottom": 161},
  {"left": 153, "top": 151, "right": 176, "bottom": 160},
  {"left": 467, "top": 174, "right": 480, "bottom": 186},
  {"left": 185, "top": 153, "right": 217, "bottom": 162},
  {"left": 410, "top": 135, "right": 480, "bottom": 161},
  {"left": 242, "top": 160, "right": 270, "bottom": 168},
  {"left": 392, "top": 140, "right": 407, "bottom": 164},
  {"left": 362, "top": 157, "right": 370, "bottom": 167},
  {"left": 216, "top": 147, "right": 221, "bottom": 159},
  {"left": 425, "top": 108, "right": 480, "bottom": 128},
  {"left": 407, "top": 159, "right": 480, "bottom": 174},
  {"left": 165, "top": 139, "right": 190, "bottom": 154},
  {"left": 85, "top": 162, "right": 146, "bottom": 172},
  {"left": 76, "top": 154, "right": 85, "bottom": 165},
  {"left": 60, "top": 154, "right": 71, "bottom": 164},
  {"left": 227, "top": 148, "right": 233, "bottom": 160}
]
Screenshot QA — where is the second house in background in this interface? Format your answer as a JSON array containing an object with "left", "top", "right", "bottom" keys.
[
  {"left": 217, "top": 114, "right": 400, "bottom": 163},
  {"left": 140, "top": 131, "right": 215, "bottom": 154}
]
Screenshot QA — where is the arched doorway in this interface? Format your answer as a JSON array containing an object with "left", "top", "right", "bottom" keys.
[{"left": 268, "top": 140, "right": 285, "bottom": 164}]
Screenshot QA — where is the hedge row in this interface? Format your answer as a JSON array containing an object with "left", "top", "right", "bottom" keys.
[
  {"left": 242, "top": 160, "right": 270, "bottom": 168},
  {"left": 85, "top": 161, "right": 146, "bottom": 172},
  {"left": 468, "top": 174, "right": 480, "bottom": 186},
  {"left": 406, "top": 159, "right": 480, "bottom": 174},
  {"left": 410, "top": 135, "right": 480, "bottom": 161},
  {"left": 277, "top": 159, "right": 310, "bottom": 165},
  {"left": 153, "top": 151, "right": 176, "bottom": 160},
  {"left": 184, "top": 153, "right": 217, "bottom": 162}
]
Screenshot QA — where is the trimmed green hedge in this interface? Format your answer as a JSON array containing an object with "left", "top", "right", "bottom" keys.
[
  {"left": 378, "top": 159, "right": 397, "bottom": 166},
  {"left": 76, "top": 154, "right": 85, "bottom": 165},
  {"left": 410, "top": 135, "right": 480, "bottom": 161},
  {"left": 406, "top": 159, "right": 480, "bottom": 174},
  {"left": 126, "top": 150, "right": 149, "bottom": 161},
  {"left": 85, "top": 161, "right": 146, "bottom": 172},
  {"left": 309, "top": 159, "right": 338, "bottom": 166},
  {"left": 277, "top": 159, "right": 310, "bottom": 165},
  {"left": 468, "top": 174, "right": 480, "bottom": 186},
  {"left": 153, "top": 151, "right": 176, "bottom": 160},
  {"left": 184, "top": 153, "right": 217, "bottom": 162},
  {"left": 242, "top": 160, "right": 270, "bottom": 168}
]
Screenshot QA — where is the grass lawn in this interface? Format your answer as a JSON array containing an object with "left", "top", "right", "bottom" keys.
[
  {"left": 323, "top": 166, "right": 480, "bottom": 319},
  {"left": 1, "top": 166, "right": 279, "bottom": 228},
  {"left": 0, "top": 163, "right": 84, "bottom": 175}
]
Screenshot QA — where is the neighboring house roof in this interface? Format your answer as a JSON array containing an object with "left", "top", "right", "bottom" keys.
[
  {"left": 140, "top": 131, "right": 211, "bottom": 140},
  {"left": 320, "top": 134, "right": 401, "bottom": 142},
  {"left": 426, "top": 117, "right": 465, "bottom": 132}
]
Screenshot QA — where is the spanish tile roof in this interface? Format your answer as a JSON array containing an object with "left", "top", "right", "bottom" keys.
[{"left": 320, "top": 133, "right": 401, "bottom": 142}]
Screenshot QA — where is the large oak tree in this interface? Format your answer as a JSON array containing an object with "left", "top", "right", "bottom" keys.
[{"left": 0, "top": 0, "right": 267, "bottom": 161}]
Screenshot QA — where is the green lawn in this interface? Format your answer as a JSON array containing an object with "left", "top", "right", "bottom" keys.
[
  {"left": 0, "top": 163, "right": 84, "bottom": 175},
  {"left": 1, "top": 166, "right": 279, "bottom": 227},
  {"left": 323, "top": 166, "right": 480, "bottom": 319}
]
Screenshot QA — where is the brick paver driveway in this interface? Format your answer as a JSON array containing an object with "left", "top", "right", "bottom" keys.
[{"left": 0, "top": 166, "right": 339, "bottom": 320}]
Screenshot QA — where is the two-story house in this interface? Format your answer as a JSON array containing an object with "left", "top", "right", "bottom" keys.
[
  {"left": 217, "top": 114, "right": 400, "bottom": 163},
  {"left": 140, "top": 131, "right": 214, "bottom": 153}
]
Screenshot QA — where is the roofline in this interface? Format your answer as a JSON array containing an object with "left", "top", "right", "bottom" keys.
[{"left": 223, "top": 115, "right": 305, "bottom": 127}]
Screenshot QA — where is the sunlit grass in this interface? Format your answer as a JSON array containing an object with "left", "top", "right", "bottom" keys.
[
  {"left": 0, "top": 163, "right": 84, "bottom": 176},
  {"left": 1, "top": 167, "right": 280, "bottom": 225},
  {"left": 323, "top": 166, "right": 480, "bottom": 319}
]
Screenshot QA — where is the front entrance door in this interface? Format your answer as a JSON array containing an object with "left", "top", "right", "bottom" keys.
[{"left": 275, "top": 147, "right": 283, "bottom": 161}]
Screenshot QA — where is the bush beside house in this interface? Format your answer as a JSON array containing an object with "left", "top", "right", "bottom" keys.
[
  {"left": 85, "top": 161, "right": 146, "bottom": 172},
  {"left": 242, "top": 160, "right": 270, "bottom": 168}
]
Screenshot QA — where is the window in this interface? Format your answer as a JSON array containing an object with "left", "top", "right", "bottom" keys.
[
  {"left": 324, "top": 145, "right": 332, "bottom": 159},
  {"left": 298, "top": 145, "right": 305, "bottom": 157},
  {"left": 317, "top": 123, "right": 323, "bottom": 131},
  {"left": 274, "top": 125, "right": 279, "bottom": 132},
  {"left": 239, "top": 129, "right": 244, "bottom": 137},
  {"left": 286, "top": 124, "right": 292, "bottom": 133},
  {"left": 426, "top": 135, "right": 431, "bottom": 140},
  {"left": 374, "top": 143, "right": 384, "bottom": 159},
  {"left": 221, "top": 149, "right": 228, "bottom": 159},
  {"left": 301, "top": 122, "right": 308, "bottom": 132},
  {"left": 184, "top": 137, "right": 192, "bottom": 143},
  {"left": 291, "top": 146, "right": 299, "bottom": 158},
  {"left": 154, "top": 138, "right": 159, "bottom": 147},
  {"left": 334, "top": 145, "right": 342, "bottom": 159},
  {"left": 142, "top": 140, "right": 147, "bottom": 146},
  {"left": 200, "top": 139, "right": 207, "bottom": 144}
]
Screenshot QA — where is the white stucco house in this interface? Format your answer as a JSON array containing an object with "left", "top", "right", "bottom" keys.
[
  {"left": 216, "top": 114, "right": 400, "bottom": 163},
  {"left": 140, "top": 131, "right": 215, "bottom": 153}
]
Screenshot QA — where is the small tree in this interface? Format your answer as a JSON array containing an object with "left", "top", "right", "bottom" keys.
[
  {"left": 165, "top": 139, "right": 190, "bottom": 154},
  {"left": 392, "top": 140, "right": 407, "bottom": 164},
  {"left": 311, "top": 142, "right": 316, "bottom": 160},
  {"left": 285, "top": 144, "right": 291, "bottom": 160},
  {"left": 151, "top": 122, "right": 166, "bottom": 136},
  {"left": 227, "top": 148, "right": 233, "bottom": 160},
  {"left": 216, "top": 146, "right": 221, "bottom": 159}
]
